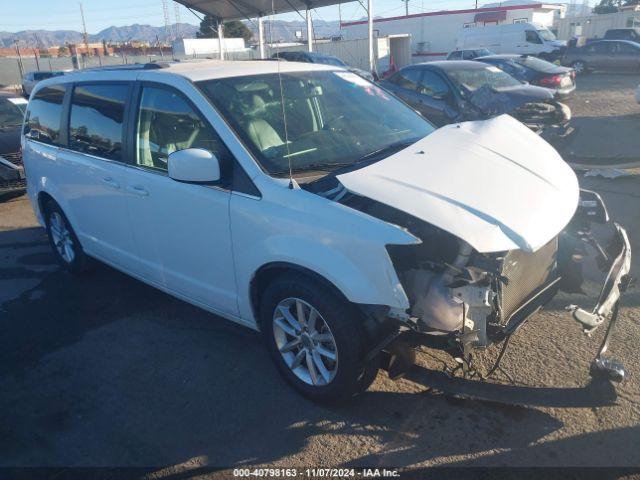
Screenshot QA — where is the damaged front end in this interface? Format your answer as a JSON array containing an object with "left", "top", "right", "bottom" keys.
[
  {"left": 367, "top": 189, "right": 631, "bottom": 383},
  {"left": 469, "top": 85, "right": 572, "bottom": 140}
]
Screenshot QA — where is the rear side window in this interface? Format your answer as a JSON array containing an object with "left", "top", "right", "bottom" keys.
[
  {"left": 448, "top": 51, "right": 462, "bottom": 60},
  {"left": 69, "top": 83, "right": 129, "bottom": 161},
  {"left": 25, "top": 85, "right": 66, "bottom": 146},
  {"left": 389, "top": 68, "right": 422, "bottom": 90}
]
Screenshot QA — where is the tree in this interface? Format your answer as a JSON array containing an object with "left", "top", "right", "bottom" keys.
[
  {"left": 197, "top": 15, "right": 253, "bottom": 42},
  {"left": 593, "top": 0, "right": 620, "bottom": 13},
  {"left": 592, "top": 0, "right": 638, "bottom": 14}
]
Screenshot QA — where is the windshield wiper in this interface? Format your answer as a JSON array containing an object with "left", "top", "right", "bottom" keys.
[
  {"left": 272, "top": 162, "right": 352, "bottom": 176},
  {"left": 356, "top": 137, "right": 420, "bottom": 163}
]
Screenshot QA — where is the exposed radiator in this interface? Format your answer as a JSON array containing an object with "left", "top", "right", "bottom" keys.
[{"left": 498, "top": 237, "right": 558, "bottom": 322}]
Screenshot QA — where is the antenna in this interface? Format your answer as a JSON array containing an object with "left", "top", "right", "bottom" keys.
[{"left": 269, "top": 0, "right": 294, "bottom": 188}]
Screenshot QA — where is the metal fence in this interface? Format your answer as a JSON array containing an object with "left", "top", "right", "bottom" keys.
[{"left": 0, "top": 50, "right": 259, "bottom": 89}]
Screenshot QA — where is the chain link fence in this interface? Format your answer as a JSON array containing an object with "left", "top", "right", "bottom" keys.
[{"left": 0, "top": 50, "right": 259, "bottom": 90}]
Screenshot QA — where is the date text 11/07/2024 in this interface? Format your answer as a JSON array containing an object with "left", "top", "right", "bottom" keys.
[{"left": 232, "top": 468, "right": 401, "bottom": 477}]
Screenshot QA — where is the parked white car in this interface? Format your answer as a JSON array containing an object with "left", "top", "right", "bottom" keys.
[
  {"left": 22, "top": 61, "right": 631, "bottom": 402},
  {"left": 455, "top": 22, "right": 566, "bottom": 60}
]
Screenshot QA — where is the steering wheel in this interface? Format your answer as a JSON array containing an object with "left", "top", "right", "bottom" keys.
[{"left": 322, "top": 114, "right": 346, "bottom": 132}]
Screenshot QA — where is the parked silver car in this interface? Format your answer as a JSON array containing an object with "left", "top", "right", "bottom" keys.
[
  {"left": 21, "top": 71, "right": 64, "bottom": 97},
  {"left": 562, "top": 40, "right": 640, "bottom": 74}
]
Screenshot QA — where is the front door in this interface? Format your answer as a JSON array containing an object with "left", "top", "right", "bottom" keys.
[
  {"left": 124, "top": 84, "right": 237, "bottom": 316},
  {"left": 415, "top": 70, "right": 458, "bottom": 126}
]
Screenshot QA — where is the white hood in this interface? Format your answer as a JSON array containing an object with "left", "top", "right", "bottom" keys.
[{"left": 337, "top": 115, "right": 579, "bottom": 253}]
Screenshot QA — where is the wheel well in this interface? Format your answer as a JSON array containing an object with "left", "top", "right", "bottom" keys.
[
  {"left": 37, "top": 191, "right": 56, "bottom": 217},
  {"left": 249, "top": 262, "right": 393, "bottom": 340},
  {"left": 250, "top": 263, "right": 348, "bottom": 322}
]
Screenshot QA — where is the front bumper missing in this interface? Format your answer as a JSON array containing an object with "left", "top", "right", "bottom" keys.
[
  {"left": 370, "top": 222, "right": 632, "bottom": 387},
  {"left": 567, "top": 223, "right": 632, "bottom": 382}
]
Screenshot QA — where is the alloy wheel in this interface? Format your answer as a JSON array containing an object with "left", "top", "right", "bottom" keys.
[
  {"left": 272, "top": 297, "right": 338, "bottom": 386},
  {"left": 49, "top": 211, "right": 75, "bottom": 263}
]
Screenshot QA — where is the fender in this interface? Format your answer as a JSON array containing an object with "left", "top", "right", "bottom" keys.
[{"left": 230, "top": 183, "right": 420, "bottom": 325}]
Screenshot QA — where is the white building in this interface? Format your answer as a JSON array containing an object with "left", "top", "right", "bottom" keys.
[
  {"left": 340, "top": 3, "right": 565, "bottom": 61},
  {"left": 554, "top": 9, "right": 640, "bottom": 40},
  {"left": 172, "top": 38, "right": 248, "bottom": 56}
]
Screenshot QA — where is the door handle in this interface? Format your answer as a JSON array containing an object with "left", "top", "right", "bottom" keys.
[
  {"left": 102, "top": 177, "right": 120, "bottom": 189},
  {"left": 128, "top": 185, "right": 149, "bottom": 196}
]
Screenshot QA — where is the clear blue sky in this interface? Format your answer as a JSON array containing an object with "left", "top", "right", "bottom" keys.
[{"left": 2, "top": 0, "right": 483, "bottom": 33}]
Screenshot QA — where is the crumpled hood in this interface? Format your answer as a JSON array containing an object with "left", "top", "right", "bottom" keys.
[
  {"left": 337, "top": 115, "right": 579, "bottom": 253},
  {"left": 469, "top": 84, "right": 554, "bottom": 116}
]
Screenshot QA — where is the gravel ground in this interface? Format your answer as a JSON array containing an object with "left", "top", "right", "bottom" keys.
[
  {"left": 557, "top": 73, "right": 640, "bottom": 165},
  {"left": 1, "top": 75, "right": 640, "bottom": 474}
]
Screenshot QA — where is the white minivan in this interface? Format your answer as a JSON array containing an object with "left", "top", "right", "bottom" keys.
[
  {"left": 455, "top": 22, "right": 566, "bottom": 59},
  {"left": 22, "top": 61, "right": 630, "bottom": 402}
]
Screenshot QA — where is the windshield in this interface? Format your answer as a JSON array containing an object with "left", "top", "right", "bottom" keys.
[
  {"left": 0, "top": 98, "right": 25, "bottom": 127},
  {"left": 447, "top": 66, "right": 522, "bottom": 92},
  {"left": 537, "top": 29, "right": 556, "bottom": 41},
  {"left": 474, "top": 48, "right": 494, "bottom": 57},
  {"left": 198, "top": 71, "right": 434, "bottom": 175}
]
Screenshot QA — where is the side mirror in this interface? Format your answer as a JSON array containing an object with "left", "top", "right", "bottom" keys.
[{"left": 168, "top": 148, "right": 220, "bottom": 184}]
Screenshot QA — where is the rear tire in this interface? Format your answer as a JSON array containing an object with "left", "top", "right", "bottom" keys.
[
  {"left": 259, "top": 273, "right": 375, "bottom": 403},
  {"left": 571, "top": 60, "right": 588, "bottom": 75},
  {"left": 44, "top": 200, "right": 91, "bottom": 274}
]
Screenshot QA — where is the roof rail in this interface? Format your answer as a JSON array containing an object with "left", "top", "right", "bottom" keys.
[{"left": 79, "top": 62, "right": 171, "bottom": 72}]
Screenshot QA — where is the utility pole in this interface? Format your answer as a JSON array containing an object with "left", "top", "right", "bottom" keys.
[
  {"left": 401, "top": 0, "right": 409, "bottom": 16},
  {"left": 33, "top": 34, "right": 41, "bottom": 70},
  {"left": 174, "top": 1, "right": 182, "bottom": 39},
  {"left": 162, "top": 0, "right": 172, "bottom": 43},
  {"left": 14, "top": 40, "right": 24, "bottom": 79},
  {"left": 79, "top": 2, "right": 90, "bottom": 58},
  {"left": 156, "top": 34, "right": 165, "bottom": 59}
]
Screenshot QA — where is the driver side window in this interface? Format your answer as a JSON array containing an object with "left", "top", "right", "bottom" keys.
[
  {"left": 525, "top": 30, "right": 542, "bottom": 44},
  {"left": 135, "top": 86, "right": 228, "bottom": 172}
]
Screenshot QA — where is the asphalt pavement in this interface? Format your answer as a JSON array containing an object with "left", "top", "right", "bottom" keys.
[
  {"left": 1, "top": 73, "right": 640, "bottom": 473},
  {"left": 1, "top": 172, "right": 639, "bottom": 471}
]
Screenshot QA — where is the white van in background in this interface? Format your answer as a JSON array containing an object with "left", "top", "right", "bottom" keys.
[{"left": 455, "top": 22, "right": 566, "bottom": 59}]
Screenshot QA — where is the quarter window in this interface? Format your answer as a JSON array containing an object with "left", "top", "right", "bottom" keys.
[
  {"left": 25, "top": 85, "right": 66, "bottom": 146},
  {"left": 135, "top": 86, "right": 227, "bottom": 172},
  {"left": 69, "top": 83, "right": 129, "bottom": 161}
]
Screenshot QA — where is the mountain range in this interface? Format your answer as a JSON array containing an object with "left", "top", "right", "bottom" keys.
[{"left": 0, "top": 20, "right": 343, "bottom": 48}]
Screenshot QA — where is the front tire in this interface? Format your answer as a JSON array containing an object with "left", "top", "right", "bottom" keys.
[
  {"left": 259, "top": 273, "right": 376, "bottom": 403},
  {"left": 44, "top": 200, "right": 91, "bottom": 273}
]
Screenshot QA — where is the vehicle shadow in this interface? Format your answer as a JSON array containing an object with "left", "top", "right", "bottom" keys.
[
  {"left": 440, "top": 424, "right": 640, "bottom": 468},
  {"left": 0, "top": 237, "right": 566, "bottom": 468}
]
